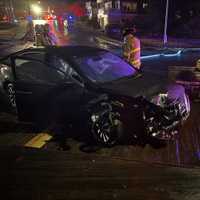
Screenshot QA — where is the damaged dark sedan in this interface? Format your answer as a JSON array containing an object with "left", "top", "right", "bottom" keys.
[{"left": 0, "top": 46, "right": 190, "bottom": 146}]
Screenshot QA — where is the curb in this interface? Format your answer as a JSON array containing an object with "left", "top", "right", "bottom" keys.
[
  {"left": 95, "top": 35, "right": 184, "bottom": 52},
  {"left": 82, "top": 22, "right": 200, "bottom": 49},
  {"left": 95, "top": 36, "right": 122, "bottom": 47},
  {"left": 94, "top": 35, "right": 200, "bottom": 60},
  {"left": 95, "top": 35, "right": 200, "bottom": 50},
  {"left": 95, "top": 35, "right": 200, "bottom": 56}
]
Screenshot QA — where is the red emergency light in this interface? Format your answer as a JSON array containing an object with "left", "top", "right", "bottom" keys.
[{"left": 44, "top": 15, "right": 53, "bottom": 20}]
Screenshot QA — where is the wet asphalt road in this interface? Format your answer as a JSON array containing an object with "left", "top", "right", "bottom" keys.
[
  {"left": 0, "top": 20, "right": 200, "bottom": 199},
  {"left": 1, "top": 145, "right": 200, "bottom": 200},
  {"left": 40, "top": 21, "right": 200, "bottom": 167},
  {"left": 0, "top": 20, "right": 200, "bottom": 166}
]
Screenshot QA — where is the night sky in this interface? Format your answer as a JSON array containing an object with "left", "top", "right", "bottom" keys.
[
  {"left": 13, "top": 0, "right": 79, "bottom": 10},
  {"left": 13, "top": 0, "right": 82, "bottom": 16}
]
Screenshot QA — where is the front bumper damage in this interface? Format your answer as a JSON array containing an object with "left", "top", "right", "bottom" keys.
[
  {"left": 144, "top": 91, "right": 190, "bottom": 140},
  {"left": 88, "top": 84, "right": 190, "bottom": 142}
]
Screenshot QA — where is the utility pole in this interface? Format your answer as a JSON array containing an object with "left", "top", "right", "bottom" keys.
[
  {"left": 28, "top": 0, "right": 31, "bottom": 15},
  {"left": 9, "top": 0, "right": 15, "bottom": 22},
  {"left": 4, "top": 0, "right": 9, "bottom": 19},
  {"left": 4, "top": 0, "right": 15, "bottom": 22},
  {"left": 163, "top": 0, "right": 169, "bottom": 46}
]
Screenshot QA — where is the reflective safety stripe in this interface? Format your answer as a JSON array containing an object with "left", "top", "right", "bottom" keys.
[
  {"left": 123, "top": 48, "right": 140, "bottom": 56},
  {"left": 131, "top": 59, "right": 141, "bottom": 69},
  {"left": 130, "top": 47, "right": 141, "bottom": 54},
  {"left": 132, "top": 59, "right": 141, "bottom": 65},
  {"left": 123, "top": 52, "right": 130, "bottom": 56}
]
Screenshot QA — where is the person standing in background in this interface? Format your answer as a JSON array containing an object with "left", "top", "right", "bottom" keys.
[
  {"left": 42, "top": 23, "right": 58, "bottom": 46},
  {"left": 122, "top": 27, "right": 141, "bottom": 69}
]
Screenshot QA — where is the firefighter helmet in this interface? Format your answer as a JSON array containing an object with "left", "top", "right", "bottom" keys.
[{"left": 123, "top": 26, "right": 137, "bottom": 37}]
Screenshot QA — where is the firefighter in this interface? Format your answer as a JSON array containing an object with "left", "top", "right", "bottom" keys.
[
  {"left": 41, "top": 23, "right": 57, "bottom": 46},
  {"left": 122, "top": 27, "right": 141, "bottom": 69}
]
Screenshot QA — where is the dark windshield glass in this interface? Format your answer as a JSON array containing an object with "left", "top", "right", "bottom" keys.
[{"left": 74, "top": 52, "right": 137, "bottom": 83}]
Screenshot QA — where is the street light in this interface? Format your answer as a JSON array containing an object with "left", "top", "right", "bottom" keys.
[
  {"left": 31, "top": 4, "right": 42, "bottom": 15},
  {"left": 163, "top": 0, "right": 169, "bottom": 46}
]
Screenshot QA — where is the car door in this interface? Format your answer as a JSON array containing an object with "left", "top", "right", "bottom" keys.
[{"left": 12, "top": 52, "right": 85, "bottom": 123}]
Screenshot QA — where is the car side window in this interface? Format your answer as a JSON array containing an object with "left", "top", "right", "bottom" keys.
[
  {"left": 14, "top": 58, "right": 65, "bottom": 84},
  {"left": 45, "top": 56, "right": 83, "bottom": 84},
  {"left": 1, "top": 57, "right": 11, "bottom": 66},
  {"left": 44, "top": 55, "right": 70, "bottom": 74},
  {"left": 64, "top": 64, "right": 83, "bottom": 84},
  {"left": 70, "top": 68, "right": 83, "bottom": 82},
  {"left": 21, "top": 52, "right": 69, "bottom": 75}
]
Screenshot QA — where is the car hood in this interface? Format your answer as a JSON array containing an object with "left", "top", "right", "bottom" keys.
[{"left": 99, "top": 71, "right": 169, "bottom": 100}]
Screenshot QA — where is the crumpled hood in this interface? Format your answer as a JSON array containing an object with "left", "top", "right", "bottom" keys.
[{"left": 100, "top": 71, "right": 169, "bottom": 100}]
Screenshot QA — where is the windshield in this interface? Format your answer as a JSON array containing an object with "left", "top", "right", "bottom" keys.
[{"left": 74, "top": 52, "right": 137, "bottom": 83}]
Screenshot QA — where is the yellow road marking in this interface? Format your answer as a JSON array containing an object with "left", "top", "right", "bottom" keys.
[{"left": 24, "top": 133, "right": 52, "bottom": 148}]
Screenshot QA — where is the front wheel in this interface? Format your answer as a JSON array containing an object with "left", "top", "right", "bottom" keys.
[{"left": 90, "top": 108, "right": 123, "bottom": 147}]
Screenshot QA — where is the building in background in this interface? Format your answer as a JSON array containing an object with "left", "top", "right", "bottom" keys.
[
  {"left": 0, "top": 0, "right": 5, "bottom": 20},
  {"left": 85, "top": 0, "right": 150, "bottom": 29},
  {"left": 85, "top": 0, "right": 98, "bottom": 20},
  {"left": 0, "top": 0, "right": 15, "bottom": 22}
]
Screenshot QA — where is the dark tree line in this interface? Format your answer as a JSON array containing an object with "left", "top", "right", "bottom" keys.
[{"left": 143, "top": 0, "right": 200, "bottom": 37}]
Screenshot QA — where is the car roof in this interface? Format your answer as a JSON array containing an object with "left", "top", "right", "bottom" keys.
[
  {"left": 25, "top": 46, "right": 104, "bottom": 58},
  {"left": 0, "top": 46, "right": 107, "bottom": 61},
  {"left": 46, "top": 46, "right": 107, "bottom": 58}
]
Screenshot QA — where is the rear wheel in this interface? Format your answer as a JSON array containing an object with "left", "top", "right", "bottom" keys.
[{"left": 5, "top": 83, "right": 17, "bottom": 113}]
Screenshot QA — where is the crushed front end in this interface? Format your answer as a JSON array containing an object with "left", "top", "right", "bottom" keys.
[{"left": 143, "top": 90, "right": 190, "bottom": 140}]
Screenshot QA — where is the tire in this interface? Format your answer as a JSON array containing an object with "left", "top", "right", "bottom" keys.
[
  {"left": 4, "top": 83, "right": 17, "bottom": 113},
  {"left": 90, "top": 105, "right": 123, "bottom": 147}
]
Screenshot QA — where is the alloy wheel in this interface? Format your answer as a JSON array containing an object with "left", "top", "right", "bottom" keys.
[
  {"left": 6, "top": 83, "right": 16, "bottom": 108},
  {"left": 91, "top": 112, "right": 122, "bottom": 146}
]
